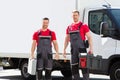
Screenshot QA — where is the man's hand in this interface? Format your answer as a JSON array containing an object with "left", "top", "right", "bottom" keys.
[
  {"left": 30, "top": 53, "right": 35, "bottom": 60},
  {"left": 63, "top": 49, "right": 66, "bottom": 58},
  {"left": 88, "top": 49, "right": 93, "bottom": 54},
  {"left": 54, "top": 53, "right": 59, "bottom": 60}
]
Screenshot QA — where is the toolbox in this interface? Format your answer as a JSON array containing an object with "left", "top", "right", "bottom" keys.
[
  {"left": 28, "top": 58, "right": 36, "bottom": 75},
  {"left": 79, "top": 53, "right": 102, "bottom": 70}
]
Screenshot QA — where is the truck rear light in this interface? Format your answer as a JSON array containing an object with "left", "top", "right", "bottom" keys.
[{"left": 80, "top": 58, "right": 87, "bottom": 68}]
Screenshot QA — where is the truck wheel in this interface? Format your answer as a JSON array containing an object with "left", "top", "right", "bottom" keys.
[
  {"left": 110, "top": 62, "right": 120, "bottom": 80},
  {"left": 61, "top": 70, "right": 72, "bottom": 77},
  {"left": 21, "top": 61, "right": 35, "bottom": 80}
]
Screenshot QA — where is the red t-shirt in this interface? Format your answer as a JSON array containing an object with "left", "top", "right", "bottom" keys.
[
  {"left": 66, "top": 22, "right": 90, "bottom": 40},
  {"left": 33, "top": 29, "right": 56, "bottom": 44}
]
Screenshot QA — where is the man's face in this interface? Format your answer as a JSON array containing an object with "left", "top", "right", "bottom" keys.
[
  {"left": 42, "top": 20, "right": 49, "bottom": 28},
  {"left": 72, "top": 12, "right": 79, "bottom": 22}
]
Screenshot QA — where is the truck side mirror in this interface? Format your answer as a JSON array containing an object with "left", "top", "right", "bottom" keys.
[{"left": 100, "top": 22, "right": 109, "bottom": 37}]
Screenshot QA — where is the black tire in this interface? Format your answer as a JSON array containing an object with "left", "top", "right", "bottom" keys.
[
  {"left": 110, "top": 61, "right": 120, "bottom": 80},
  {"left": 61, "top": 70, "right": 72, "bottom": 77},
  {"left": 21, "top": 61, "right": 36, "bottom": 80}
]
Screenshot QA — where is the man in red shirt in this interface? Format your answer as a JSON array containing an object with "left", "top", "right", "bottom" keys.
[
  {"left": 31, "top": 17, "right": 59, "bottom": 80},
  {"left": 63, "top": 11, "right": 93, "bottom": 80}
]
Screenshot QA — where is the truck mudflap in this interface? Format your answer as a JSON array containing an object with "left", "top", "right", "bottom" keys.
[{"left": 79, "top": 53, "right": 102, "bottom": 70}]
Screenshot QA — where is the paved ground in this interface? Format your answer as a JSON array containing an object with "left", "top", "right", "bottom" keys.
[{"left": 0, "top": 68, "right": 110, "bottom": 80}]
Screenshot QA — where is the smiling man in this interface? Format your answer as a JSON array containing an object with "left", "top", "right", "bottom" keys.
[
  {"left": 63, "top": 11, "right": 93, "bottom": 80},
  {"left": 31, "top": 17, "right": 59, "bottom": 80}
]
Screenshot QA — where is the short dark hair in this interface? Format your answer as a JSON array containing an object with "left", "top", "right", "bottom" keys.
[
  {"left": 72, "top": 10, "right": 80, "bottom": 15},
  {"left": 43, "top": 17, "right": 49, "bottom": 21}
]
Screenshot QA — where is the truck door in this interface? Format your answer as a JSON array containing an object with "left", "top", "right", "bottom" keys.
[{"left": 88, "top": 10, "right": 117, "bottom": 59}]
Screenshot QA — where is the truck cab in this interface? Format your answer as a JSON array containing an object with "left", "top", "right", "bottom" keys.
[{"left": 82, "top": 5, "right": 120, "bottom": 80}]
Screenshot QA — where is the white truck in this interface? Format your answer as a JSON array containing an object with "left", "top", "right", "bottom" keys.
[{"left": 0, "top": 0, "right": 120, "bottom": 80}]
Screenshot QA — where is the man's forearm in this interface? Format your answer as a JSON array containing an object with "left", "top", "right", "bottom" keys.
[
  {"left": 31, "top": 46, "right": 35, "bottom": 56},
  {"left": 31, "top": 40, "right": 36, "bottom": 57},
  {"left": 64, "top": 35, "right": 69, "bottom": 51},
  {"left": 64, "top": 41, "right": 69, "bottom": 50},
  {"left": 53, "top": 41, "right": 59, "bottom": 54},
  {"left": 88, "top": 37, "right": 93, "bottom": 50},
  {"left": 53, "top": 41, "right": 59, "bottom": 60},
  {"left": 54, "top": 43, "right": 59, "bottom": 54}
]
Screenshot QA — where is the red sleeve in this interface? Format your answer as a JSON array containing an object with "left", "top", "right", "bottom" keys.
[
  {"left": 51, "top": 31, "right": 56, "bottom": 41},
  {"left": 83, "top": 24, "right": 90, "bottom": 34},
  {"left": 66, "top": 26, "right": 69, "bottom": 34},
  {"left": 32, "top": 31, "right": 38, "bottom": 41}
]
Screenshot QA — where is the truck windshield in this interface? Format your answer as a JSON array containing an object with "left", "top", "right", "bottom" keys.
[{"left": 110, "top": 9, "right": 120, "bottom": 27}]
